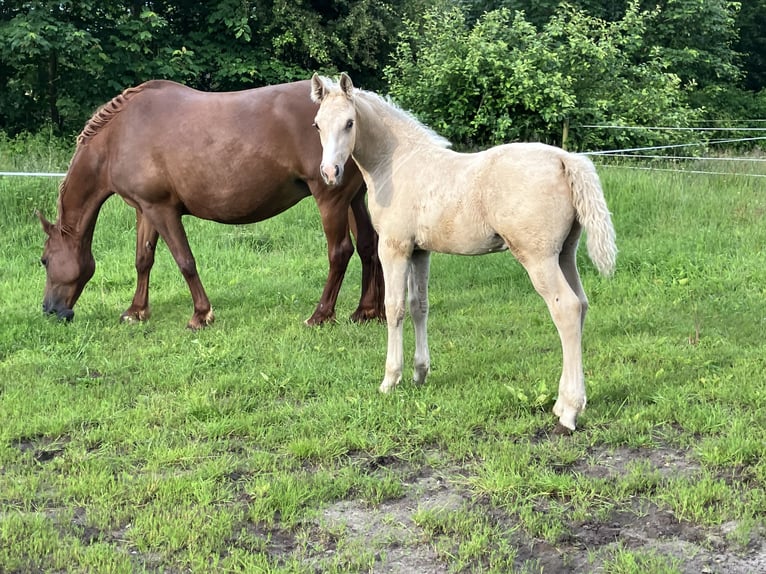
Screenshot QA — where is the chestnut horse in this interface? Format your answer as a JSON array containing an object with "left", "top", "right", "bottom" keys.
[
  {"left": 311, "top": 74, "right": 616, "bottom": 431},
  {"left": 38, "top": 79, "right": 384, "bottom": 329}
]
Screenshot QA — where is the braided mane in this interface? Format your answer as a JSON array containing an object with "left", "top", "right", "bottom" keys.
[{"left": 77, "top": 84, "right": 147, "bottom": 146}]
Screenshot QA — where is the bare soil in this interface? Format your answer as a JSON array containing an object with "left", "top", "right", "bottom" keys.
[{"left": 295, "top": 444, "right": 765, "bottom": 573}]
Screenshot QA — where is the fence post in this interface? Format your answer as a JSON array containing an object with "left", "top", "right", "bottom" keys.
[{"left": 562, "top": 118, "right": 569, "bottom": 150}]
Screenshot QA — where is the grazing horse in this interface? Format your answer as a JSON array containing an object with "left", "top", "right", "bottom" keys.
[
  {"left": 37, "top": 79, "right": 384, "bottom": 329},
  {"left": 310, "top": 73, "right": 616, "bottom": 431}
]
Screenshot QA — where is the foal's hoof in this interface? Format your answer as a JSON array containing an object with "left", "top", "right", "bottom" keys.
[{"left": 552, "top": 423, "right": 574, "bottom": 437}]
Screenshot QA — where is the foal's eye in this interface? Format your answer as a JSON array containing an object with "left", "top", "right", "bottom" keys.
[
  {"left": 345, "top": 119, "right": 354, "bottom": 130},
  {"left": 312, "top": 122, "right": 320, "bottom": 132}
]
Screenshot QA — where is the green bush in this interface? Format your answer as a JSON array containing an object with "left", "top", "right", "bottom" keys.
[{"left": 384, "top": 2, "right": 703, "bottom": 151}]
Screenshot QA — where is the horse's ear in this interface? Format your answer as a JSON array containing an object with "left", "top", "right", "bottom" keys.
[
  {"left": 36, "top": 210, "right": 53, "bottom": 236},
  {"left": 311, "top": 73, "right": 326, "bottom": 103},
  {"left": 339, "top": 72, "right": 354, "bottom": 97}
]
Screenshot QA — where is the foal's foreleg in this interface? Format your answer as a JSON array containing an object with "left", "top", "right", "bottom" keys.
[
  {"left": 524, "top": 257, "right": 586, "bottom": 431},
  {"left": 379, "top": 244, "right": 410, "bottom": 393},
  {"left": 121, "top": 210, "right": 159, "bottom": 323},
  {"left": 408, "top": 250, "right": 431, "bottom": 385}
]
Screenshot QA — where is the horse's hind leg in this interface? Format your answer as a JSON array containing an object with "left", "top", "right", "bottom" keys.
[
  {"left": 408, "top": 250, "right": 430, "bottom": 385},
  {"left": 349, "top": 186, "right": 385, "bottom": 322},
  {"left": 523, "top": 256, "right": 586, "bottom": 431},
  {"left": 121, "top": 210, "right": 159, "bottom": 323},
  {"left": 305, "top": 187, "right": 355, "bottom": 325}
]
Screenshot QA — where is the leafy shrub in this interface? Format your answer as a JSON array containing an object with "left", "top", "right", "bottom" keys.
[{"left": 384, "top": 1, "right": 703, "bottom": 151}]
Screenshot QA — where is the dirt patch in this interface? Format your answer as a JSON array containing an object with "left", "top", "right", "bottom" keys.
[
  {"left": 297, "top": 445, "right": 765, "bottom": 573},
  {"left": 318, "top": 470, "right": 463, "bottom": 573}
]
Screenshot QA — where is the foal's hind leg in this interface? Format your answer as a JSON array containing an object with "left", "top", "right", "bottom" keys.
[
  {"left": 559, "top": 224, "right": 588, "bottom": 332},
  {"left": 409, "top": 250, "right": 431, "bottom": 385},
  {"left": 523, "top": 256, "right": 586, "bottom": 431},
  {"left": 121, "top": 210, "right": 159, "bottom": 323}
]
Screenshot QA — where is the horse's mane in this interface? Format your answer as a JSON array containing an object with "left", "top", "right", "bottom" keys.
[
  {"left": 76, "top": 83, "right": 148, "bottom": 146},
  {"left": 355, "top": 88, "right": 452, "bottom": 149}
]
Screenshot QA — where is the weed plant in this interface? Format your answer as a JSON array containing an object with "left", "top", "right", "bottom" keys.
[{"left": 0, "top": 136, "right": 764, "bottom": 572}]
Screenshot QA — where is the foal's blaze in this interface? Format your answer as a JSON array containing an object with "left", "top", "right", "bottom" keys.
[
  {"left": 311, "top": 73, "right": 357, "bottom": 186},
  {"left": 38, "top": 211, "right": 94, "bottom": 321}
]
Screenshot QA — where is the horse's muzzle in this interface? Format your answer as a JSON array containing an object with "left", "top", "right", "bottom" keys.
[{"left": 43, "top": 301, "right": 74, "bottom": 322}]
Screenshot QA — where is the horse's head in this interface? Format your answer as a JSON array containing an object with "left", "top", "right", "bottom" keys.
[
  {"left": 311, "top": 72, "right": 357, "bottom": 186},
  {"left": 37, "top": 211, "right": 95, "bottom": 321}
]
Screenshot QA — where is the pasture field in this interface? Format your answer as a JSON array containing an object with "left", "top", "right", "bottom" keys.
[{"left": 0, "top": 137, "right": 765, "bottom": 573}]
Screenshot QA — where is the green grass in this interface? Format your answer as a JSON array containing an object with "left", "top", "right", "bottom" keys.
[{"left": 0, "top": 138, "right": 764, "bottom": 573}]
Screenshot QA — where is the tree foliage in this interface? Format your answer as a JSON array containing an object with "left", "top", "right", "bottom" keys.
[
  {"left": 0, "top": 0, "right": 763, "bottom": 146},
  {"left": 0, "top": 0, "right": 406, "bottom": 134}
]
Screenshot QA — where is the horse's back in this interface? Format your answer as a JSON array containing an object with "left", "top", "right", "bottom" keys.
[{"left": 85, "top": 80, "right": 327, "bottom": 222}]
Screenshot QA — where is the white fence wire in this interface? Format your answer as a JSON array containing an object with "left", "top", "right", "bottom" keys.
[
  {"left": 576, "top": 125, "right": 766, "bottom": 178},
  {"left": 2, "top": 125, "right": 765, "bottom": 179}
]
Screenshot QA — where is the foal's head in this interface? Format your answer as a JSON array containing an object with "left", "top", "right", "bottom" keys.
[
  {"left": 37, "top": 212, "right": 95, "bottom": 321},
  {"left": 310, "top": 72, "right": 357, "bottom": 186}
]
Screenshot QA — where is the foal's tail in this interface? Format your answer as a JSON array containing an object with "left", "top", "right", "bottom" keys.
[{"left": 563, "top": 153, "right": 617, "bottom": 276}]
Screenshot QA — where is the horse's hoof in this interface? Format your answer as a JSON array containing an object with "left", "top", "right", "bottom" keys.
[
  {"left": 350, "top": 308, "right": 385, "bottom": 323},
  {"left": 120, "top": 309, "right": 149, "bottom": 323},
  {"left": 552, "top": 423, "right": 574, "bottom": 437},
  {"left": 305, "top": 311, "right": 336, "bottom": 326},
  {"left": 187, "top": 309, "right": 214, "bottom": 330}
]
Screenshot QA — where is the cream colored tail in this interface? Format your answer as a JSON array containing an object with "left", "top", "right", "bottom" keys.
[{"left": 564, "top": 153, "right": 617, "bottom": 276}]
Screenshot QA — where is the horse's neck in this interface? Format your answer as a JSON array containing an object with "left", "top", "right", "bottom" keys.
[{"left": 57, "top": 161, "right": 111, "bottom": 246}]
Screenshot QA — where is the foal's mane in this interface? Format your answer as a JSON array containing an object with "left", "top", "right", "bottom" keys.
[
  {"left": 76, "top": 83, "right": 147, "bottom": 146},
  {"left": 355, "top": 89, "right": 452, "bottom": 149}
]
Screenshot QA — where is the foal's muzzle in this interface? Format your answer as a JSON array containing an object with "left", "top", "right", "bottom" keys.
[{"left": 320, "top": 163, "right": 343, "bottom": 186}]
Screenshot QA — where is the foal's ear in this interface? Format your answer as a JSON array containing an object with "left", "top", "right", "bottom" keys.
[
  {"left": 339, "top": 72, "right": 354, "bottom": 97},
  {"left": 36, "top": 209, "right": 53, "bottom": 236},
  {"left": 310, "top": 73, "right": 327, "bottom": 103}
]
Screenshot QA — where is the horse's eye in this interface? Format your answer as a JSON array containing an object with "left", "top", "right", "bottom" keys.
[
  {"left": 312, "top": 122, "right": 320, "bottom": 132},
  {"left": 40, "top": 257, "right": 48, "bottom": 267},
  {"left": 346, "top": 119, "right": 354, "bottom": 130}
]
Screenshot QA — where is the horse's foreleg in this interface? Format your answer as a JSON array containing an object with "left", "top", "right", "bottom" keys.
[
  {"left": 121, "top": 210, "right": 159, "bottom": 323},
  {"left": 524, "top": 257, "right": 586, "bottom": 431},
  {"left": 305, "top": 195, "right": 354, "bottom": 325},
  {"left": 146, "top": 207, "right": 213, "bottom": 330},
  {"left": 379, "top": 244, "right": 410, "bottom": 393},
  {"left": 408, "top": 250, "right": 431, "bottom": 385},
  {"left": 349, "top": 187, "right": 385, "bottom": 322}
]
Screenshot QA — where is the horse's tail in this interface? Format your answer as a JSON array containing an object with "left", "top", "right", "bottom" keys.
[{"left": 563, "top": 153, "right": 617, "bottom": 276}]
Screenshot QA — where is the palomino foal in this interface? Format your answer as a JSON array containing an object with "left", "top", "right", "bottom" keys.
[{"left": 310, "top": 73, "right": 616, "bottom": 431}]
